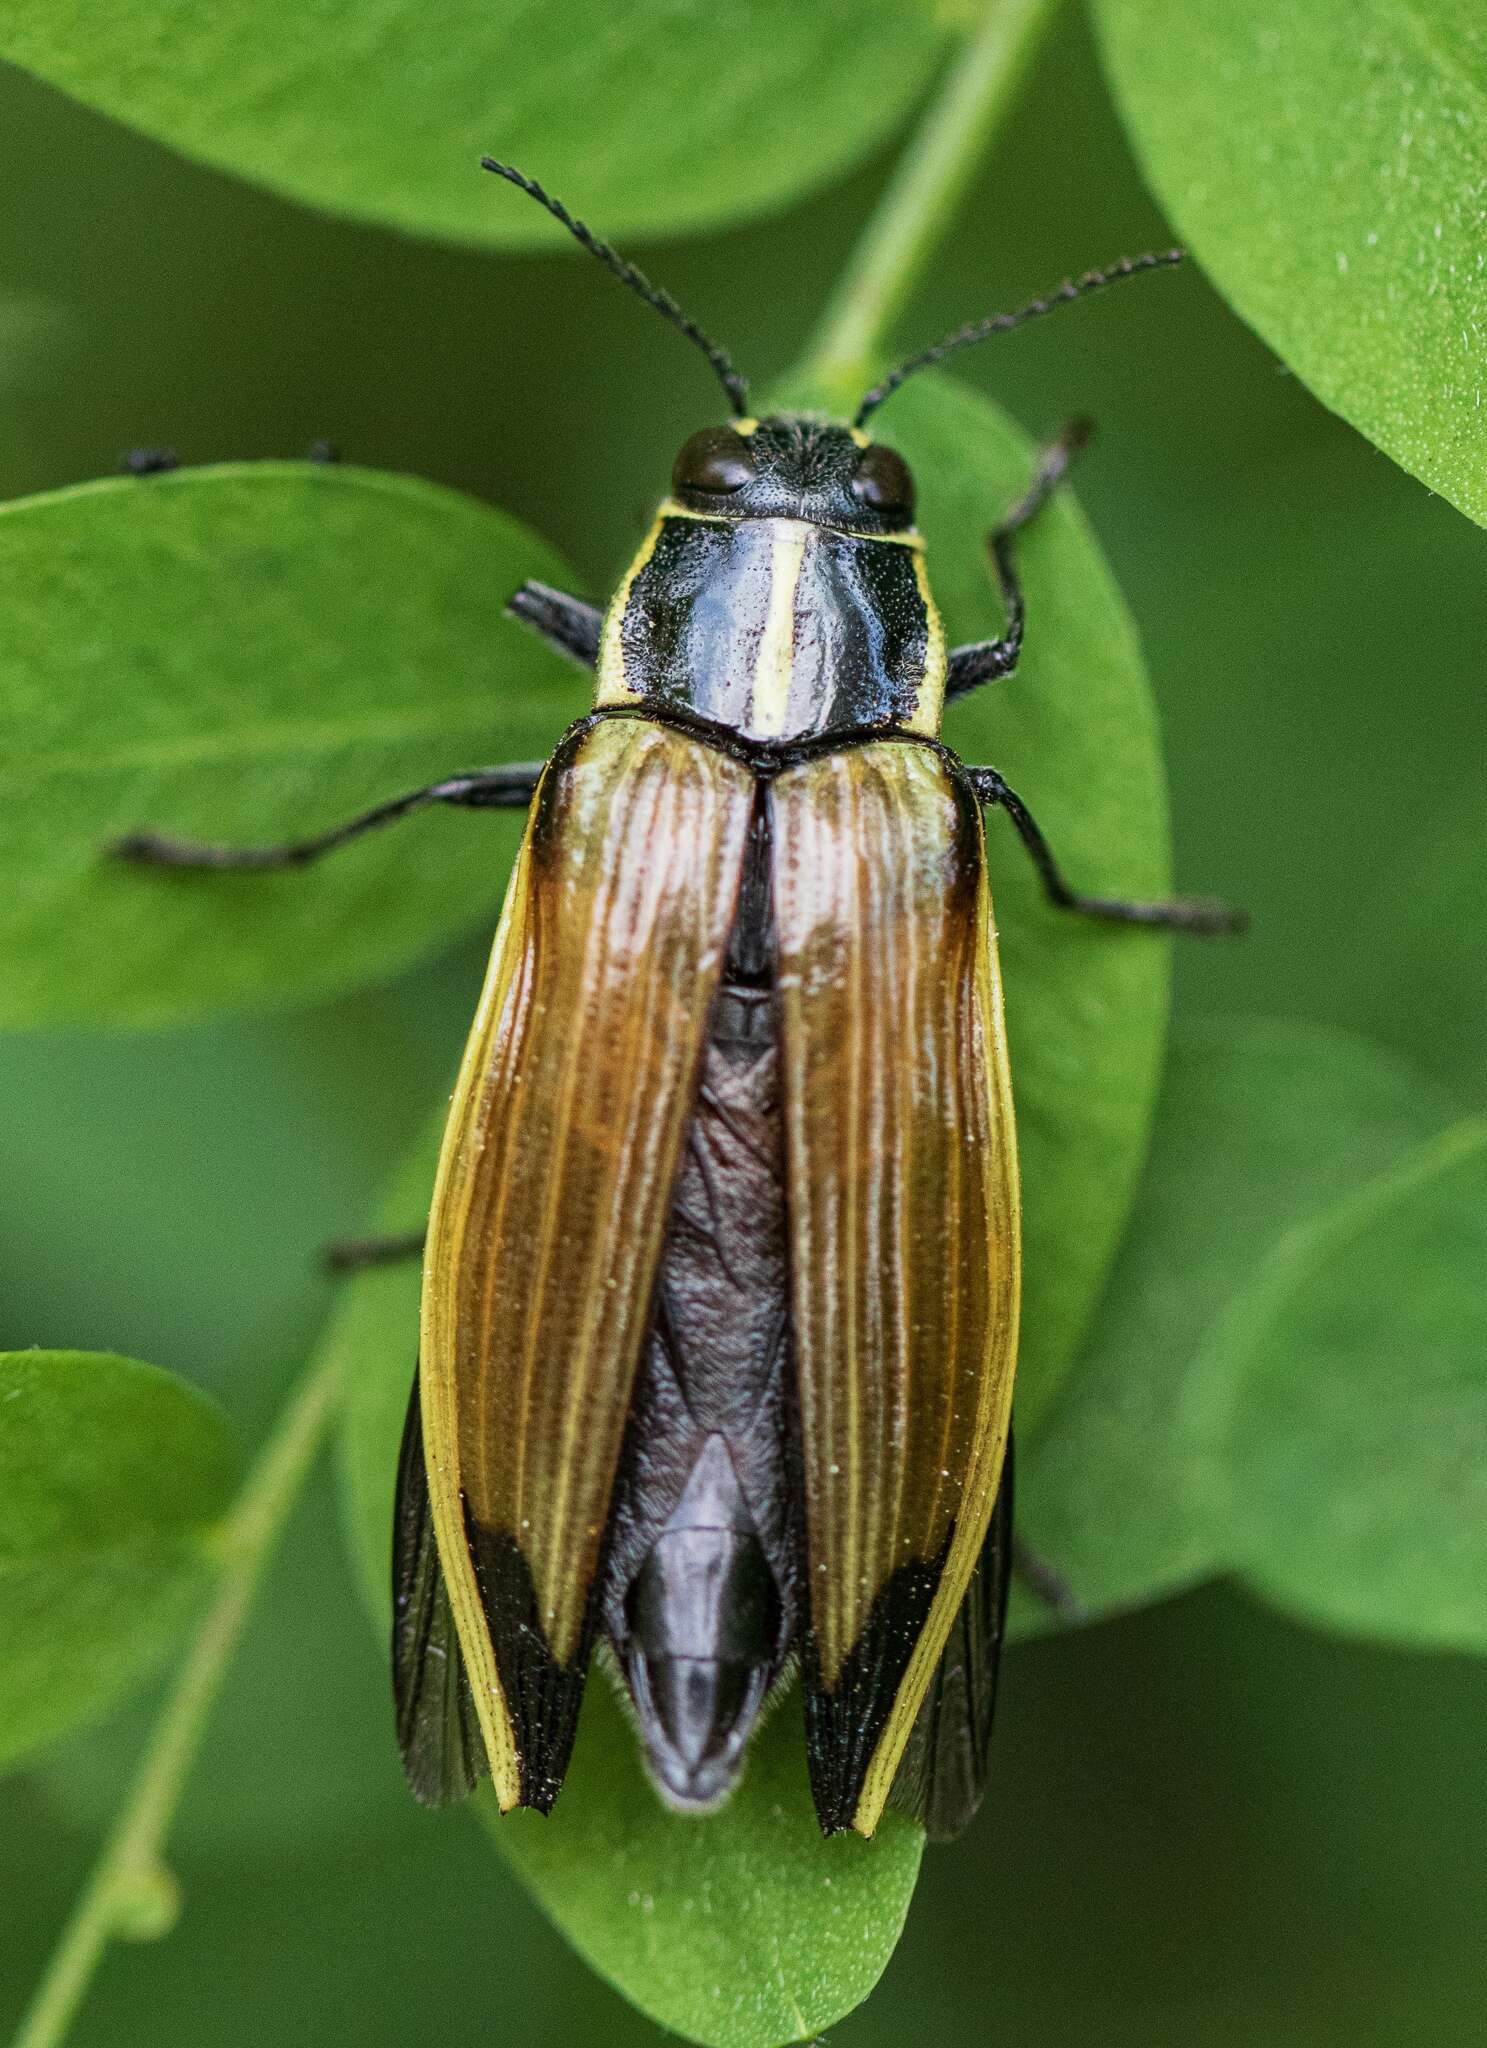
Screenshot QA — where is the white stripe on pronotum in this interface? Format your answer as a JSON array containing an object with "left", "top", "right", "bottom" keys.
[{"left": 748, "top": 526, "right": 809, "bottom": 738}]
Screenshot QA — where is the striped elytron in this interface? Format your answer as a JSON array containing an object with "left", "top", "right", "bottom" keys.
[{"left": 117, "top": 166, "right": 1238, "bottom": 1840}]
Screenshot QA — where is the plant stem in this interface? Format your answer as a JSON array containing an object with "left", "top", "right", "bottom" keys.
[
  {"left": 12, "top": 1343, "right": 347, "bottom": 2048},
  {"left": 800, "top": 0, "right": 1065, "bottom": 410}
]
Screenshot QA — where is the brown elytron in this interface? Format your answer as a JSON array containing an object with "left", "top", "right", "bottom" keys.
[
  {"left": 772, "top": 743, "right": 1019, "bottom": 1832},
  {"left": 420, "top": 716, "right": 754, "bottom": 1809}
]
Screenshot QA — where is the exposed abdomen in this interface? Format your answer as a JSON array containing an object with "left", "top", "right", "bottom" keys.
[{"left": 600, "top": 818, "right": 797, "bottom": 1809}]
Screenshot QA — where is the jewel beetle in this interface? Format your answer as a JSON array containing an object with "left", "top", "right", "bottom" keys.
[{"left": 116, "top": 163, "right": 1240, "bottom": 1841}]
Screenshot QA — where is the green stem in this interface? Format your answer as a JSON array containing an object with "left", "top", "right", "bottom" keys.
[
  {"left": 800, "top": 0, "right": 1065, "bottom": 411},
  {"left": 12, "top": 1344, "right": 347, "bottom": 2048}
]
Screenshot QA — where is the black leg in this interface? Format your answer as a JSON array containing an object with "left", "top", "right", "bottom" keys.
[
  {"left": 112, "top": 764, "right": 544, "bottom": 873},
  {"left": 1011, "top": 1537, "right": 1086, "bottom": 1625},
  {"left": 945, "top": 418, "right": 1092, "bottom": 704},
  {"left": 968, "top": 767, "right": 1246, "bottom": 934},
  {"left": 505, "top": 581, "right": 602, "bottom": 670},
  {"left": 323, "top": 1229, "right": 427, "bottom": 1276},
  {"left": 121, "top": 447, "right": 179, "bottom": 477}
]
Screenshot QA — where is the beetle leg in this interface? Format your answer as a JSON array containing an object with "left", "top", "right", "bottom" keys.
[
  {"left": 968, "top": 767, "right": 1246, "bottom": 934},
  {"left": 111, "top": 765, "right": 544, "bottom": 872},
  {"left": 944, "top": 418, "right": 1092, "bottom": 703},
  {"left": 1011, "top": 1536, "right": 1086, "bottom": 1624},
  {"left": 505, "top": 581, "right": 603, "bottom": 669},
  {"left": 322, "top": 1229, "right": 427, "bottom": 1276},
  {"left": 120, "top": 446, "right": 180, "bottom": 477}
]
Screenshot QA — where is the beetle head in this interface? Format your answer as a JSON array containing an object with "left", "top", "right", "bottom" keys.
[{"left": 669, "top": 415, "right": 916, "bottom": 535}]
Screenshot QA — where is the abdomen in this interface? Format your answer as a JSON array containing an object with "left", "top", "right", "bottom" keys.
[{"left": 600, "top": 806, "right": 799, "bottom": 1808}]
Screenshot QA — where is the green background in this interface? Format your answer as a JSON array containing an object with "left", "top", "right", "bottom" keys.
[{"left": 3, "top": 3, "right": 1485, "bottom": 2043}]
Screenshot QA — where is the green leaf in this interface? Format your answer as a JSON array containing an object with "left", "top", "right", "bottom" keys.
[
  {"left": 1337, "top": 781, "right": 1487, "bottom": 1107},
  {"left": 874, "top": 372, "right": 1176, "bottom": 1420},
  {"left": 1092, "top": 0, "right": 1487, "bottom": 527},
  {"left": 332, "top": 1114, "right": 920, "bottom": 2048},
  {"left": 492, "top": 1688, "right": 922, "bottom": 2048},
  {"left": 1188, "top": 1119, "right": 1487, "bottom": 1651},
  {"left": 0, "top": 463, "right": 584, "bottom": 1028},
  {"left": 1021, "top": 1017, "right": 1453, "bottom": 1618},
  {"left": 0, "top": 2, "right": 948, "bottom": 250},
  {"left": 49, "top": 1419, "right": 411, "bottom": 1857},
  {"left": 0, "top": 1348, "right": 235, "bottom": 1768}
]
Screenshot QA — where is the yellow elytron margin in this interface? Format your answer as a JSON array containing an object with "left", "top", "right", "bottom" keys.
[
  {"left": 849, "top": 850, "right": 1021, "bottom": 1838},
  {"left": 419, "top": 806, "right": 546, "bottom": 1812}
]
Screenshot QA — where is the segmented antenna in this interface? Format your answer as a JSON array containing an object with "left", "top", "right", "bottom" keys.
[
  {"left": 481, "top": 160, "right": 750, "bottom": 417},
  {"left": 854, "top": 249, "right": 1184, "bottom": 428}
]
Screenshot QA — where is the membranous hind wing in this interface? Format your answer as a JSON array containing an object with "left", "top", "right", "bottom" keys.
[
  {"left": 391, "top": 1366, "right": 487, "bottom": 1806},
  {"left": 770, "top": 740, "right": 1020, "bottom": 1838},
  {"left": 887, "top": 1432, "right": 1014, "bottom": 1841},
  {"left": 407, "top": 716, "right": 755, "bottom": 1812}
]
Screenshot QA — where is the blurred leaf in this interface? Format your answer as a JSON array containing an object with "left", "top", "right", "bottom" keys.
[
  {"left": 48, "top": 1444, "right": 411, "bottom": 1856},
  {"left": 0, "top": 462, "right": 584, "bottom": 1027},
  {"left": 493, "top": 1686, "right": 921, "bottom": 2048},
  {"left": 0, "top": 1348, "right": 234, "bottom": 1767},
  {"left": 1022, "top": 1017, "right": 1452, "bottom": 1615},
  {"left": 856, "top": 372, "right": 1176, "bottom": 1421},
  {"left": 1341, "top": 782, "right": 1487, "bottom": 1107},
  {"left": 1190, "top": 1118, "right": 1487, "bottom": 1650},
  {"left": 332, "top": 1114, "right": 442, "bottom": 1621},
  {"left": 0, "top": 1, "right": 947, "bottom": 249},
  {"left": 1092, "top": 0, "right": 1487, "bottom": 526},
  {"left": 333, "top": 1116, "right": 920, "bottom": 2048}
]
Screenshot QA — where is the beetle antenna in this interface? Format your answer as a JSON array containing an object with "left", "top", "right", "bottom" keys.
[
  {"left": 853, "top": 249, "right": 1184, "bottom": 428},
  {"left": 481, "top": 160, "right": 750, "bottom": 417}
]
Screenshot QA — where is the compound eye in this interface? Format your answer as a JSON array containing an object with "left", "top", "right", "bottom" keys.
[
  {"left": 851, "top": 443, "right": 915, "bottom": 518},
  {"left": 673, "top": 426, "right": 758, "bottom": 495}
]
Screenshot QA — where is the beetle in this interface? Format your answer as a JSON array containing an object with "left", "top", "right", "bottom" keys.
[{"left": 116, "top": 163, "right": 1240, "bottom": 1841}]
